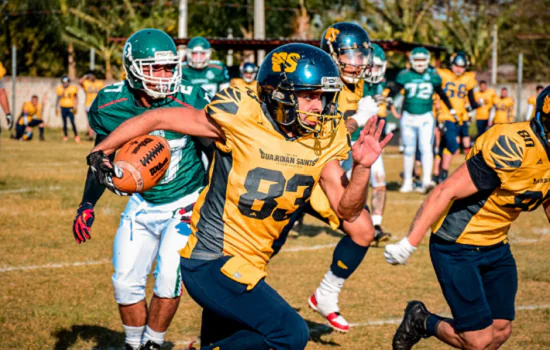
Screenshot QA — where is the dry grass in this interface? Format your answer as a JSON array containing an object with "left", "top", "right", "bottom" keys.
[{"left": 1, "top": 130, "right": 549, "bottom": 349}]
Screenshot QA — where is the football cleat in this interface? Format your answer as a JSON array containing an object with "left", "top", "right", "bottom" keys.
[
  {"left": 74, "top": 135, "right": 81, "bottom": 143},
  {"left": 372, "top": 225, "right": 391, "bottom": 246},
  {"left": 141, "top": 340, "right": 161, "bottom": 350},
  {"left": 399, "top": 182, "right": 414, "bottom": 193},
  {"left": 393, "top": 300, "right": 431, "bottom": 350},
  {"left": 63, "top": 136, "right": 68, "bottom": 142},
  {"left": 308, "top": 293, "right": 349, "bottom": 333}
]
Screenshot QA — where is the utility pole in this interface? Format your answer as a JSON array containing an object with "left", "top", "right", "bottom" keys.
[
  {"left": 254, "top": 0, "right": 265, "bottom": 65},
  {"left": 90, "top": 48, "right": 95, "bottom": 71},
  {"left": 517, "top": 52, "right": 523, "bottom": 121},
  {"left": 491, "top": 24, "right": 498, "bottom": 85},
  {"left": 178, "top": 0, "right": 188, "bottom": 58},
  {"left": 11, "top": 45, "right": 16, "bottom": 120}
]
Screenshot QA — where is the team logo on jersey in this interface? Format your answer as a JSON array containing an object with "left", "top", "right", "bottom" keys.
[
  {"left": 206, "top": 70, "right": 215, "bottom": 80},
  {"left": 423, "top": 73, "right": 430, "bottom": 81},
  {"left": 272, "top": 53, "right": 300, "bottom": 73},
  {"left": 490, "top": 135, "right": 523, "bottom": 169},
  {"left": 260, "top": 149, "right": 319, "bottom": 166},
  {"left": 543, "top": 95, "right": 550, "bottom": 114},
  {"left": 324, "top": 27, "right": 340, "bottom": 42}
]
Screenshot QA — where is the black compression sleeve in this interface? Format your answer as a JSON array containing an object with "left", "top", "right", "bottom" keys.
[
  {"left": 80, "top": 134, "right": 110, "bottom": 206},
  {"left": 468, "top": 89, "right": 479, "bottom": 110},
  {"left": 388, "top": 82, "right": 404, "bottom": 98},
  {"left": 434, "top": 85, "right": 454, "bottom": 111}
]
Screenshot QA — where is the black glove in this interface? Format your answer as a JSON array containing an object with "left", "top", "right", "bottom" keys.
[
  {"left": 86, "top": 151, "right": 129, "bottom": 196},
  {"left": 6, "top": 114, "right": 13, "bottom": 130},
  {"left": 73, "top": 202, "right": 95, "bottom": 244}
]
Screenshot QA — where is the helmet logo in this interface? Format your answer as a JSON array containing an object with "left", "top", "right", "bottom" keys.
[
  {"left": 125, "top": 43, "right": 133, "bottom": 60},
  {"left": 543, "top": 96, "right": 550, "bottom": 114},
  {"left": 324, "top": 28, "right": 340, "bottom": 43},
  {"left": 272, "top": 52, "right": 301, "bottom": 73}
]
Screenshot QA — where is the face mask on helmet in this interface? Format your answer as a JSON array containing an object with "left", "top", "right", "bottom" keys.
[
  {"left": 365, "top": 56, "right": 387, "bottom": 84},
  {"left": 410, "top": 53, "right": 430, "bottom": 73},
  {"left": 125, "top": 47, "right": 182, "bottom": 99},
  {"left": 187, "top": 46, "right": 212, "bottom": 69},
  {"left": 241, "top": 63, "right": 258, "bottom": 83},
  {"left": 268, "top": 76, "right": 343, "bottom": 137},
  {"left": 335, "top": 47, "right": 372, "bottom": 84},
  {"left": 451, "top": 54, "right": 468, "bottom": 76}
]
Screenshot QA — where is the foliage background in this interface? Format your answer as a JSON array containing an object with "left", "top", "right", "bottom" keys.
[{"left": 0, "top": 0, "right": 548, "bottom": 81}]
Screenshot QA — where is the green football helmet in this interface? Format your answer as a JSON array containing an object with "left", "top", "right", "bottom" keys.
[
  {"left": 122, "top": 28, "right": 181, "bottom": 99},
  {"left": 365, "top": 44, "right": 387, "bottom": 84},
  {"left": 410, "top": 47, "right": 430, "bottom": 73},
  {"left": 186, "top": 36, "right": 212, "bottom": 69}
]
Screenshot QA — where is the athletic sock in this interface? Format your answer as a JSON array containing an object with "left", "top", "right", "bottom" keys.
[
  {"left": 403, "top": 155, "right": 415, "bottom": 182},
  {"left": 330, "top": 235, "right": 369, "bottom": 279},
  {"left": 440, "top": 169, "right": 449, "bottom": 181},
  {"left": 142, "top": 325, "right": 165, "bottom": 345},
  {"left": 123, "top": 324, "right": 145, "bottom": 349},
  {"left": 39, "top": 127, "right": 44, "bottom": 138},
  {"left": 425, "top": 314, "right": 453, "bottom": 337},
  {"left": 371, "top": 214, "right": 382, "bottom": 227}
]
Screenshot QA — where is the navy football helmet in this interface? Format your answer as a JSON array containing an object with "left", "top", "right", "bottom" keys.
[
  {"left": 320, "top": 22, "right": 373, "bottom": 84},
  {"left": 240, "top": 62, "right": 258, "bottom": 83},
  {"left": 257, "top": 43, "right": 343, "bottom": 137},
  {"left": 534, "top": 85, "right": 550, "bottom": 147}
]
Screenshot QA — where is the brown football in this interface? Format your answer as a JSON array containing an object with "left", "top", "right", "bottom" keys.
[{"left": 112, "top": 135, "right": 171, "bottom": 193}]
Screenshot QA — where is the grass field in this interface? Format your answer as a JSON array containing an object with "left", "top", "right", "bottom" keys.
[{"left": 1, "top": 129, "right": 549, "bottom": 349}]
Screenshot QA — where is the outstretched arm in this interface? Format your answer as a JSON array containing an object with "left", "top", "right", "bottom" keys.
[
  {"left": 320, "top": 117, "right": 392, "bottom": 222},
  {"left": 91, "top": 107, "right": 224, "bottom": 156}
]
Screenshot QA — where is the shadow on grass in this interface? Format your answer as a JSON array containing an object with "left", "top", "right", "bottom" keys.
[
  {"left": 386, "top": 181, "right": 402, "bottom": 192},
  {"left": 305, "top": 319, "right": 340, "bottom": 346},
  {"left": 292, "top": 223, "right": 344, "bottom": 239},
  {"left": 52, "top": 325, "right": 178, "bottom": 349}
]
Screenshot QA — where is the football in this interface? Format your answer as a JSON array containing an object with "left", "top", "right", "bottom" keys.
[{"left": 112, "top": 135, "right": 171, "bottom": 193}]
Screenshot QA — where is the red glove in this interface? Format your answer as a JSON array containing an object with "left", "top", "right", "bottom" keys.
[{"left": 73, "top": 202, "right": 95, "bottom": 244}]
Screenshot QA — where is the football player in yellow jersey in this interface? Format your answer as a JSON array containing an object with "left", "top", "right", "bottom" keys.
[
  {"left": 14, "top": 95, "right": 44, "bottom": 141},
  {"left": 436, "top": 52, "right": 479, "bottom": 183},
  {"left": 79, "top": 71, "right": 104, "bottom": 140},
  {"left": 88, "top": 43, "right": 391, "bottom": 349},
  {"left": 0, "top": 61, "right": 13, "bottom": 137},
  {"left": 55, "top": 75, "right": 80, "bottom": 142},
  {"left": 525, "top": 85, "right": 543, "bottom": 121},
  {"left": 490, "top": 87, "right": 515, "bottom": 125},
  {"left": 474, "top": 80, "right": 497, "bottom": 135},
  {"left": 386, "top": 86, "right": 550, "bottom": 350},
  {"left": 230, "top": 62, "right": 258, "bottom": 91}
]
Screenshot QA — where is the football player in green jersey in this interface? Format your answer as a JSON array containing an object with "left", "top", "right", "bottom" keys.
[
  {"left": 72, "top": 29, "right": 210, "bottom": 350},
  {"left": 389, "top": 47, "right": 457, "bottom": 193},
  {"left": 182, "top": 36, "right": 230, "bottom": 97}
]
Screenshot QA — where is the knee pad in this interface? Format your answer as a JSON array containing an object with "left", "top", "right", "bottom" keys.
[{"left": 112, "top": 275, "right": 146, "bottom": 305}]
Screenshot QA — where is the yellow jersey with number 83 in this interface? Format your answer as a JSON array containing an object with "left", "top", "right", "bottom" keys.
[{"left": 181, "top": 86, "right": 350, "bottom": 270}]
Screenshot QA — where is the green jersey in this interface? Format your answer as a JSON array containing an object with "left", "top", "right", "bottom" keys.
[
  {"left": 395, "top": 68, "right": 441, "bottom": 115},
  {"left": 351, "top": 80, "right": 386, "bottom": 141},
  {"left": 181, "top": 60, "right": 230, "bottom": 97},
  {"left": 89, "top": 80, "right": 209, "bottom": 204}
]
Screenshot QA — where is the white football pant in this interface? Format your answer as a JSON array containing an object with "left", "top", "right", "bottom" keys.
[{"left": 400, "top": 111, "right": 434, "bottom": 187}]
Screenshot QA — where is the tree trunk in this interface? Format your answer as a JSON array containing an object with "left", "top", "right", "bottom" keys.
[
  {"left": 68, "top": 42, "right": 76, "bottom": 80},
  {"left": 105, "top": 52, "right": 112, "bottom": 81}
]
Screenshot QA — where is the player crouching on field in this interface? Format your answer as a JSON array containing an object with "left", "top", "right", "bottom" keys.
[
  {"left": 14, "top": 95, "right": 45, "bottom": 141},
  {"left": 385, "top": 86, "right": 550, "bottom": 350},
  {"left": 73, "top": 29, "right": 210, "bottom": 350},
  {"left": 87, "top": 43, "right": 391, "bottom": 350}
]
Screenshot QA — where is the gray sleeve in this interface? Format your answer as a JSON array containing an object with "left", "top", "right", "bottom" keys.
[{"left": 0, "top": 78, "right": 4, "bottom": 89}]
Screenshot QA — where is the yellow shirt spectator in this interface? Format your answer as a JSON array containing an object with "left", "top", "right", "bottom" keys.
[
  {"left": 56, "top": 84, "right": 79, "bottom": 108},
  {"left": 475, "top": 88, "right": 497, "bottom": 121},
  {"left": 18, "top": 100, "right": 42, "bottom": 125},
  {"left": 82, "top": 79, "right": 104, "bottom": 109},
  {"left": 492, "top": 96, "right": 514, "bottom": 124},
  {"left": 0, "top": 61, "right": 6, "bottom": 80}
]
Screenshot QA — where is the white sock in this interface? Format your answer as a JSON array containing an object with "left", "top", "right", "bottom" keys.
[
  {"left": 403, "top": 155, "right": 415, "bottom": 183},
  {"left": 420, "top": 149, "right": 434, "bottom": 187},
  {"left": 142, "top": 325, "right": 165, "bottom": 346},
  {"left": 372, "top": 215, "right": 382, "bottom": 227},
  {"left": 123, "top": 324, "right": 145, "bottom": 349},
  {"left": 318, "top": 270, "right": 344, "bottom": 297}
]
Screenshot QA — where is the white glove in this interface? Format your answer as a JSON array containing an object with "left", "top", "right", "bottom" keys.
[
  {"left": 478, "top": 98, "right": 484, "bottom": 106},
  {"left": 384, "top": 237, "right": 417, "bottom": 265},
  {"left": 351, "top": 96, "right": 379, "bottom": 128},
  {"left": 450, "top": 109, "right": 459, "bottom": 123}
]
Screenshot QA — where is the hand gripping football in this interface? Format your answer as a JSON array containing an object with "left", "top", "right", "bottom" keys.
[{"left": 112, "top": 135, "right": 171, "bottom": 193}]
